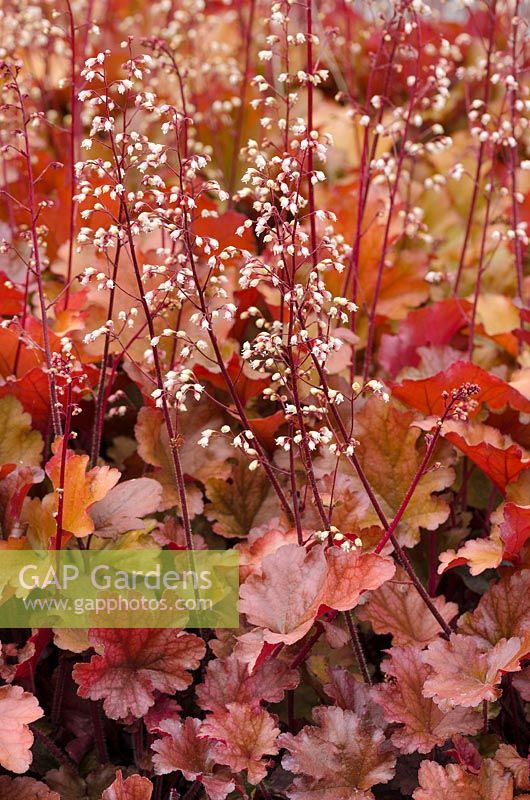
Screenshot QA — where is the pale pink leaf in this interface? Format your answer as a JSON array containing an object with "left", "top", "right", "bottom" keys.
[
  {"left": 89, "top": 478, "right": 162, "bottom": 538},
  {"left": 422, "top": 634, "right": 527, "bottom": 709},
  {"left": 0, "top": 684, "right": 43, "bottom": 773}
]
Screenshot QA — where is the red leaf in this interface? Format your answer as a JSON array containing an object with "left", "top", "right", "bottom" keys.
[
  {"left": 498, "top": 504, "right": 530, "bottom": 559},
  {"left": 442, "top": 420, "right": 530, "bottom": 492},
  {"left": 393, "top": 361, "right": 530, "bottom": 418},
  {"left": 379, "top": 299, "right": 472, "bottom": 377}
]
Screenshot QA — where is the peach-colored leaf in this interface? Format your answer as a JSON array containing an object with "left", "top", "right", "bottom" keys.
[
  {"left": 101, "top": 771, "right": 153, "bottom": 800},
  {"left": 152, "top": 717, "right": 235, "bottom": 800},
  {"left": 422, "top": 634, "right": 527, "bottom": 709},
  {"left": 0, "top": 684, "right": 43, "bottom": 773},
  {"left": 45, "top": 437, "right": 120, "bottom": 537},
  {"left": 279, "top": 706, "right": 396, "bottom": 800},
  {"left": 239, "top": 544, "right": 328, "bottom": 646},
  {"left": 357, "top": 567, "right": 458, "bottom": 645},
  {"left": 322, "top": 547, "right": 396, "bottom": 610},
  {"left": 200, "top": 702, "right": 280, "bottom": 785},
  {"left": 495, "top": 744, "right": 530, "bottom": 790},
  {"left": 196, "top": 653, "right": 299, "bottom": 713},
  {"left": 458, "top": 569, "right": 530, "bottom": 646},
  {"left": 73, "top": 629, "right": 205, "bottom": 719},
  {"left": 413, "top": 759, "right": 513, "bottom": 800},
  {"left": 239, "top": 543, "right": 394, "bottom": 645},
  {"left": 373, "top": 646, "right": 481, "bottom": 753}
]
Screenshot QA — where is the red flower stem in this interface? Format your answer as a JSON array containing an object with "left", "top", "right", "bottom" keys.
[
  {"left": 453, "top": 0, "right": 497, "bottom": 296},
  {"left": 300, "top": 339, "right": 451, "bottom": 636},
  {"left": 374, "top": 423, "right": 443, "bottom": 554},
  {"left": 90, "top": 700, "right": 109, "bottom": 764},
  {"left": 89, "top": 240, "right": 122, "bottom": 468},
  {"left": 288, "top": 422, "right": 304, "bottom": 545},
  {"left": 11, "top": 70, "right": 62, "bottom": 438},
  {"left": 428, "top": 528, "right": 438, "bottom": 597},
  {"left": 507, "top": 0, "right": 525, "bottom": 316},
  {"left": 305, "top": 0, "right": 318, "bottom": 271},
  {"left": 344, "top": 609, "right": 371, "bottom": 685},
  {"left": 180, "top": 217, "right": 293, "bottom": 520},
  {"left": 121, "top": 199, "right": 194, "bottom": 551},
  {"left": 51, "top": 654, "right": 68, "bottom": 726},
  {"left": 64, "top": 0, "right": 77, "bottom": 307},
  {"left": 342, "top": 22, "right": 399, "bottom": 300},
  {"left": 468, "top": 162, "right": 495, "bottom": 361},
  {"left": 362, "top": 38, "right": 420, "bottom": 382},
  {"left": 53, "top": 382, "right": 73, "bottom": 552},
  {"left": 290, "top": 621, "right": 328, "bottom": 669},
  {"left": 228, "top": 0, "right": 256, "bottom": 202},
  {"left": 32, "top": 727, "right": 72, "bottom": 767}
]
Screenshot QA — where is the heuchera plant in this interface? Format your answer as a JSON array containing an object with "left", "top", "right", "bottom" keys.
[{"left": 0, "top": 0, "right": 529, "bottom": 797}]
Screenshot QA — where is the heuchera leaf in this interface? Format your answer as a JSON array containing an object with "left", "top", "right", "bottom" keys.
[
  {"left": 393, "top": 360, "right": 530, "bottom": 418},
  {"left": 373, "top": 645, "right": 481, "bottom": 754},
  {"left": 441, "top": 420, "right": 530, "bottom": 492},
  {"left": 279, "top": 706, "right": 397, "bottom": 800},
  {"left": 239, "top": 543, "right": 394, "bottom": 645},
  {"left": 379, "top": 299, "right": 472, "bottom": 378},
  {"left": 73, "top": 629, "right": 206, "bottom": 719},
  {"left": 458, "top": 569, "right": 530, "bottom": 646},
  {"left": 200, "top": 702, "right": 280, "bottom": 785},
  {"left": 352, "top": 399, "right": 454, "bottom": 546},
  {"left": 235, "top": 524, "right": 299, "bottom": 581},
  {"left": 134, "top": 406, "right": 204, "bottom": 516},
  {"left": 152, "top": 717, "right": 236, "bottom": 800},
  {"left": 438, "top": 536, "right": 504, "bottom": 577},
  {"left": 88, "top": 477, "right": 162, "bottom": 538},
  {"left": 0, "top": 685, "right": 43, "bottom": 773},
  {"left": 498, "top": 504, "right": 530, "bottom": 559},
  {"left": 45, "top": 437, "right": 120, "bottom": 537},
  {"left": 495, "top": 744, "right": 530, "bottom": 791},
  {"left": 323, "top": 667, "right": 385, "bottom": 727},
  {"left": 357, "top": 567, "right": 458, "bottom": 646},
  {"left": 205, "top": 458, "right": 273, "bottom": 538},
  {"left": 422, "top": 633, "right": 528, "bottom": 709},
  {"left": 0, "top": 396, "right": 43, "bottom": 467},
  {"left": 0, "top": 776, "right": 60, "bottom": 800},
  {"left": 101, "top": 771, "right": 153, "bottom": 800},
  {"left": 412, "top": 758, "right": 513, "bottom": 800},
  {"left": 196, "top": 652, "right": 299, "bottom": 713}
]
